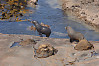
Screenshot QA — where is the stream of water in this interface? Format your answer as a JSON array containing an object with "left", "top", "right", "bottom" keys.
[{"left": 0, "top": 0, "right": 99, "bottom": 41}]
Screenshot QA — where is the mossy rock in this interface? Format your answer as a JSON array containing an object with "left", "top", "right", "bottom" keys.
[
  {"left": 74, "top": 39, "right": 94, "bottom": 51},
  {"left": 34, "top": 43, "right": 58, "bottom": 58}
]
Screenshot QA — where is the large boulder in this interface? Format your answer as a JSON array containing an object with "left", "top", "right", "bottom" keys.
[
  {"left": 74, "top": 39, "right": 94, "bottom": 51},
  {"left": 33, "top": 42, "right": 58, "bottom": 58}
]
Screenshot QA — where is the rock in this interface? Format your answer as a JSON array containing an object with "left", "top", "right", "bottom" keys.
[
  {"left": 0, "top": 34, "right": 99, "bottom": 65},
  {"left": 41, "top": 22, "right": 50, "bottom": 28},
  {"left": 19, "top": 39, "right": 37, "bottom": 46},
  {"left": 74, "top": 39, "right": 94, "bottom": 51},
  {"left": 33, "top": 43, "right": 58, "bottom": 58},
  {"left": 30, "top": 25, "right": 36, "bottom": 31},
  {"left": 62, "top": 0, "right": 99, "bottom": 31}
]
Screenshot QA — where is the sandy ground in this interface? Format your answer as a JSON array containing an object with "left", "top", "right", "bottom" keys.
[
  {"left": 61, "top": 0, "right": 99, "bottom": 31},
  {"left": 0, "top": 34, "right": 99, "bottom": 66}
]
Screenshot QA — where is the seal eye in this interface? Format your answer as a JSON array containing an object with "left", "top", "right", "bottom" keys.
[
  {"left": 31, "top": 21, "right": 37, "bottom": 24},
  {"left": 65, "top": 27, "right": 67, "bottom": 30},
  {"left": 33, "top": 21, "right": 37, "bottom": 23}
]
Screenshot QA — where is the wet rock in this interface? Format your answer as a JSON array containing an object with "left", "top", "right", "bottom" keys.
[
  {"left": 74, "top": 39, "right": 94, "bottom": 51},
  {"left": 10, "top": 42, "right": 21, "bottom": 48},
  {"left": 33, "top": 43, "right": 58, "bottom": 58},
  {"left": 30, "top": 25, "right": 36, "bottom": 31},
  {"left": 41, "top": 22, "right": 50, "bottom": 28},
  {"left": 19, "top": 39, "right": 37, "bottom": 46},
  {"left": 90, "top": 51, "right": 99, "bottom": 58},
  {"left": 62, "top": 0, "right": 99, "bottom": 30}
]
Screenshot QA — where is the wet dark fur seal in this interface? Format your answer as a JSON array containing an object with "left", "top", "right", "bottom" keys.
[
  {"left": 65, "top": 26, "right": 84, "bottom": 43},
  {"left": 31, "top": 21, "right": 51, "bottom": 37}
]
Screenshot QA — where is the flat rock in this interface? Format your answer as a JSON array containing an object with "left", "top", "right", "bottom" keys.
[
  {"left": 19, "top": 39, "right": 37, "bottom": 46},
  {"left": 0, "top": 34, "right": 99, "bottom": 66}
]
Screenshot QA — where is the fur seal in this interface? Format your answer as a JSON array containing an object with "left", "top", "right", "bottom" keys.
[
  {"left": 65, "top": 26, "right": 84, "bottom": 43},
  {"left": 31, "top": 21, "right": 51, "bottom": 37}
]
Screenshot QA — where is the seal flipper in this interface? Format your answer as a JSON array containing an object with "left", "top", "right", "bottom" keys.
[
  {"left": 39, "top": 33, "right": 43, "bottom": 37},
  {"left": 70, "top": 39, "right": 74, "bottom": 43}
]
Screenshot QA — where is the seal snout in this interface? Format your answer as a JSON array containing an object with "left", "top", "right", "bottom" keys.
[
  {"left": 31, "top": 21, "right": 37, "bottom": 24},
  {"left": 65, "top": 27, "right": 67, "bottom": 30},
  {"left": 29, "top": 0, "right": 38, "bottom": 5},
  {"left": 31, "top": 20, "right": 51, "bottom": 37}
]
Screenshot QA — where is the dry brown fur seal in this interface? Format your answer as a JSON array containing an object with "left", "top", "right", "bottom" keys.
[{"left": 65, "top": 26, "right": 84, "bottom": 43}]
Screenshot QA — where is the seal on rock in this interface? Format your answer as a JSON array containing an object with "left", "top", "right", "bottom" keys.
[
  {"left": 31, "top": 21, "right": 51, "bottom": 37},
  {"left": 65, "top": 26, "right": 84, "bottom": 43},
  {"left": 33, "top": 43, "right": 58, "bottom": 58}
]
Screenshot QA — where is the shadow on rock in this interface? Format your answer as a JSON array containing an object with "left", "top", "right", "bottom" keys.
[
  {"left": 10, "top": 39, "right": 37, "bottom": 48},
  {"left": 19, "top": 39, "right": 37, "bottom": 46}
]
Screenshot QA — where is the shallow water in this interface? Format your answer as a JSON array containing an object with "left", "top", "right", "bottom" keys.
[
  {"left": 0, "top": 0, "right": 99, "bottom": 41},
  {"left": 10, "top": 42, "right": 21, "bottom": 48}
]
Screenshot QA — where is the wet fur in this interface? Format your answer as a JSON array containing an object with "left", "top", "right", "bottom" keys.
[{"left": 31, "top": 21, "right": 51, "bottom": 37}]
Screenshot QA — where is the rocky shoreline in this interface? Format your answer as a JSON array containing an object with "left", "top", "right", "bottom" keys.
[
  {"left": 61, "top": 0, "right": 99, "bottom": 31},
  {"left": 0, "top": 34, "right": 99, "bottom": 66}
]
